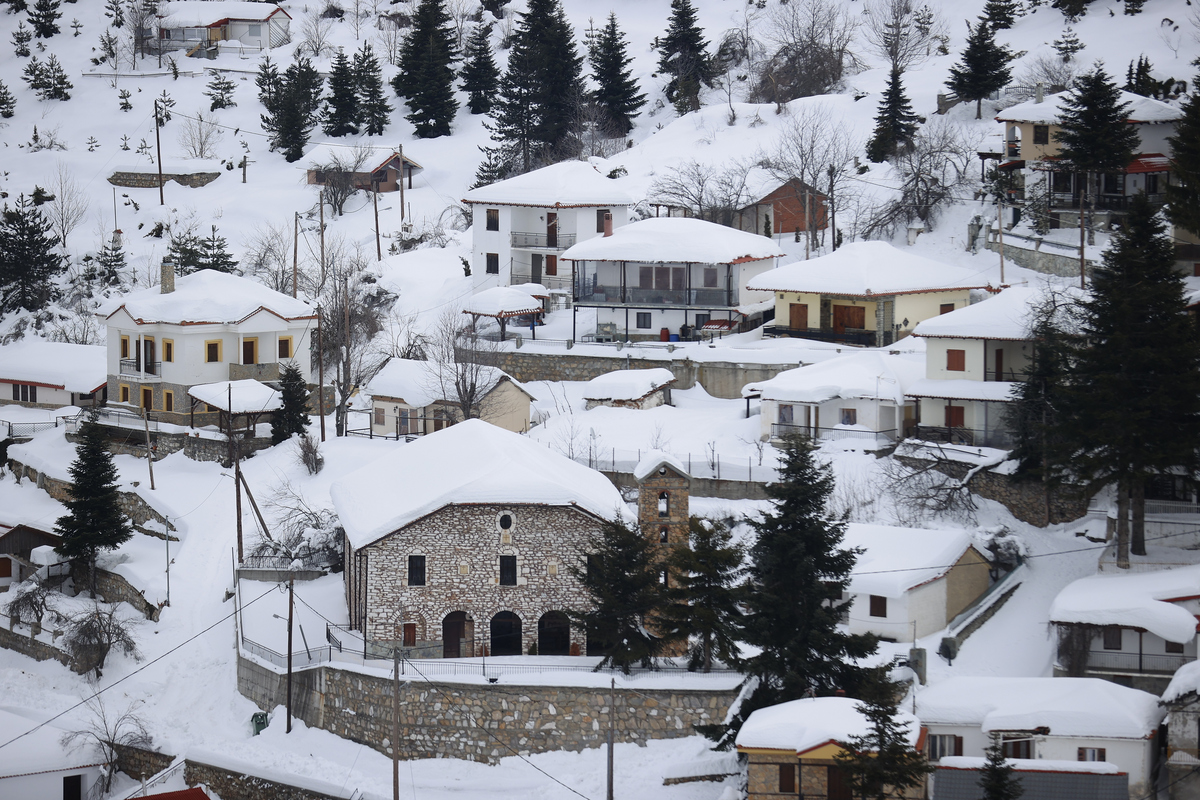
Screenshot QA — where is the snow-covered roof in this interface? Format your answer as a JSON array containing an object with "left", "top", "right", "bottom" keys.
[
  {"left": 158, "top": 1, "right": 290, "bottom": 25},
  {"left": 462, "top": 160, "right": 634, "bottom": 208},
  {"left": 748, "top": 242, "right": 990, "bottom": 297},
  {"left": 462, "top": 287, "right": 543, "bottom": 318},
  {"left": 98, "top": 270, "right": 316, "bottom": 325},
  {"left": 187, "top": 379, "right": 281, "bottom": 413},
  {"left": 511, "top": 282, "right": 550, "bottom": 299},
  {"left": 1163, "top": 660, "right": 1200, "bottom": 704},
  {"left": 301, "top": 144, "right": 423, "bottom": 173},
  {"left": 916, "top": 677, "right": 1165, "bottom": 739},
  {"left": 996, "top": 90, "right": 1182, "bottom": 125},
  {"left": 332, "top": 419, "right": 630, "bottom": 550},
  {"left": 938, "top": 756, "right": 1121, "bottom": 775},
  {"left": 736, "top": 696, "right": 921, "bottom": 753},
  {"left": 562, "top": 217, "right": 783, "bottom": 265},
  {"left": 905, "top": 379, "right": 1018, "bottom": 403},
  {"left": 583, "top": 368, "right": 676, "bottom": 402},
  {"left": 1050, "top": 564, "right": 1200, "bottom": 644},
  {"left": 743, "top": 352, "right": 924, "bottom": 405},
  {"left": 913, "top": 287, "right": 1042, "bottom": 341},
  {"left": 845, "top": 524, "right": 980, "bottom": 598},
  {"left": 0, "top": 709, "right": 103, "bottom": 779},
  {"left": 365, "top": 358, "right": 528, "bottom": 407},
  {"left": 30, "top": 544, "right": 65, "bottom": 566},
  {"left": 633, "top": 450, "right": 690, "bottom": 482},
  {"left": 0, "top": 340, "right": 106, "bottom": 393}
]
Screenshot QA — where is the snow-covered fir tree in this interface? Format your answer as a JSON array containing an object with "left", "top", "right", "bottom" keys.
[
  {"left": 866, "top": 67, "right": 918, "bottom": 163},
  {"left": 460, "top": 22, "right": 499, "bottom": 115},
  {"left": 323, "top": 48, "right": 361, "bottom": 136},
  {"left": 353, "top": 42, "right": 391, "bottom": 136},
  {"left": 393, "top": 0, "right": 458, "bottom": 138},
  {"left": 589, "top": 12, "right": 645, "bottom": 135}
]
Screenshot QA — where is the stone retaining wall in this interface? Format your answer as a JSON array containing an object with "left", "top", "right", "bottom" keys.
[
  {"left": 237, "top": 654, "right": 739, "bottom": 764},
  {"left": 113, "top": 743, "right": 175, "bottom": 781},
  {"left": 603, "top": 470, "right": 770, "bottom": 501},
  {"left": 70, "top": 561, "right": 162, "bottom": 621},
  {"left": 0, "top": 623, "right": 71, "bottom": 668},
  {"left": 184, "top": 760, "right": 345, "bottom": 800},
  {"left": 985, "top": 238, "right": 1094, "bottom": 280},
  {"left": 108, "top": 171, "right": 222, "bottom": 189}
]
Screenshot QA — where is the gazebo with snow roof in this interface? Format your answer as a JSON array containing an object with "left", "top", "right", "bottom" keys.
[
  {"left": 187, "top": 379, "right": 280, "bottom": 437},
  {"left": 462, "top": 287, "right": 543, "bottom": 341}
]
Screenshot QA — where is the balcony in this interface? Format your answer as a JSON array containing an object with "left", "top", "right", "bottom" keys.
[
  {"left": 511, "top": 271, "right": 572, "bottom": 292},
  {"left": 575, "top": 285, "right": 738, "bottom": 308},
  {"left": 1085, "top": 649, "right": 1195, "bottom": 675},
  {"left": 511, "top": 231, "right": 577, "bottom": 250},
  {"left": 1049, "top": 192, "right": 1167, "bottom": 211},
  {"left": 229, "top": 362, "right": 281, "bottom": 382},
  {"left": 119, "top": 359, "right": 163, "bottom": 381},
  {"left": 763, "top": 325, "right": 881, "bottom": 347},
  {"left": 771, "top": 423, "right": 898, "bottom": 445},
  {"left": 912, "top": 425, "right": 1012, "bottom": 449}
]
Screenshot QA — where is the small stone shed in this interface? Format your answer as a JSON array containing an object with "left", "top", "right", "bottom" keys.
[{"left": 583, "top": 368, "right": 676, "bottom": 410}]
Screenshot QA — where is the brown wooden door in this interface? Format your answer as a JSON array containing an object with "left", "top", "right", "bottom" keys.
[
  {"left": 827, "top": 766, "right": 854, "bottom": 800},
  {"left": 789, "top": 303, "right": 808, "bottom": 331},
  {"left": 994, "top": 348, "right": 1004, "bottom": 381},
  {"left": 546, "top": 254, "right": 557, "bottom": 276},
  {"left": 546, "top": 212, "right": 557, "bottom": 248},
  {"left": 443, "top": 611, "right": 466, "bottom": 658},
  {"left": 402, "top": 623, "right": 417, "bottom": 647},
  {"left": 141, "top": 387, "right": 153, "bottom": 409},
  {"left": 243, "top": 340, "right": 256, "bottom": 365},
  {"left": 945, "top": 405, "right": 964, "bottom": 428},
  {"left": 832, "top": 305, "right": 865, "bottom": 332},
  {"left": 143, "top": 339, "right": 156, "bottom": 375}
]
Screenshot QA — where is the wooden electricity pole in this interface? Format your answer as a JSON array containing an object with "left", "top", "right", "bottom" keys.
[
  {"left": 393, "top": 649, "right": 401, "bottom": 800},
  {"left": 154, "top": 100, "right": 164, "bottom": 206},
  {"left": 607, "top": 678, "right": 615, "bottom": 800},
  {"left": 1079, "top": 202, "right": 1087, "bottom": 289},
  {"left": 373, "top": 186, "right": 382, "bottom": 261},
  {"left": 292, "top": 211, "right": 300, "bottom": 298},
  {"left": 398, "top": 145, "right": 405, "bottom": 222},
  {"left": 998, "top": 201, "right": 1005, "bottom": 286},
  {"left": 286, "top": 576, "right": 294, "bottom": 733},
  {"left": 317, "top": 305, "right": 326, "bottom": 442},
  {"left": 230, "top": 383, "right": 243, "bottom": 563}
]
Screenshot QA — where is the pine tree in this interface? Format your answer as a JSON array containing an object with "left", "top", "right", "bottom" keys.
[
  {"left": 589, "top": 13, "right": 644, "bottom": 135},
  {"left": 659, "top": 517, "right": 744, "bottom": 673},
  {"left": 2, "top": 0, "right": 27, "bottom": 12},
  {"left": 0, "top": 80, "right": 14, "bottom": 118},
  {"left": 54, "top": 410, "right": 133, "bottom": 595},
  {"left": 166, "top": 229, "right": 205, "bottom": 274},
  {"left": 94, "top": 237, "right": 126, "bottom": 286},
  {"left": 1060, "top": 194, "right": 1200, "bottom": 564},
  {"left": 262, "top": 58, "right": 323, "bottom": 162},
  {"left": 29, "top": 0, "right": 61, "bottom": 38},
  {"left": 978, "top": 732, "right": 1025, "bottom": 800},
  {"left": 471, "top": 145, "right": 511, "bottom": 188},
  {"left": 1007, "top": 293, "right": 1072, "bottom": 489},
  {"left": 460, "top": 23, "right": 499, "bottom": 115},
  {"left": 866, "top": 67, "right": 919, "bottom": 163},
  {"left": 945, "top": 19, "right": 1012, "bottom": 119},
  {"left": 982, "top": 0, "right": 1020, "bottom": 30},
  {"left": 393, "top": 0, "right": 458, "bottom": 138},
  {"left": 657, "top": 0, "right": 714, "bottom": 113},
  {"left": 12, "top": 21, "right": 32, "bottom": 57},
  {"left": 353, "top": 42, "right": 391, "bottom": 136},
  {"left": 1052, "top": 27, "right": 1083, "bottom": 63},
  {"left": 155, "top": 89, "right": 174, "bottom": 124},
  {"left": 489, "top": 0, "right": 584, "bottom": 169},
  {"left": 204, "top": 73, "right": 237, "bottom": 111},
  {"left": 256, "top": 54, "right": 282, "bottom": 112},
  {"left": 834, "top": 670, "right": 933, "bottom": 800},
  {"left": 199, "top": 226, "right": 238, "bottom": 273},
  {"left": 104, "top": 0, "right": 123, "bottom": 27},
  {"left": 707, "top": 436, "right": 876, "bottom": 747},
  {"left": 324, "top": 48, "right": 361, "bottom": 136},
  {"left": 0, "top": 194, "right": 63, "bottom": 314},
  {"left": 1167, "top": 77, "right": 1200, "bottom": 238},
  {"left": 271, "top": 362, "right": 311, "bottom": 444},
  {"left": 1123, "top": 0, "right": 1144, "bottom": 15},
  {"left": 1051, "top": 0, "right": 1092, "bottom": 23},
  {"left": 567, "top": 518, "right": 665, "bottom": 673},
  {"left": 1054, "top": 67, "right": 1139, "bottom": 214},
  {"left": 1124, "top": 55, "right": 1157, "bottom": 97}
]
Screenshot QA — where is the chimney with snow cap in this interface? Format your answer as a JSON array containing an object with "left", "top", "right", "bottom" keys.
[
  {"left": 603, "top": 212, "right": 613, "bottom": 237},
  {"left": 160, "top": 257, "right": 175, "bottom": 294},
  {"left": 1035, "top": 82, "right": 1044, "bottom": 103}
]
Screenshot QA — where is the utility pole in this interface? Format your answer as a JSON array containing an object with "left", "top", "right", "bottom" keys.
[
  {"left": 141, "top": 408, "right": 156, "bottom": 490},
  {"left": 292, "top": 211, "right": 299, "bottom": 299},
  {"left": 341, "top": 277, "right": 350, "bottom": 437},
  {"left": 828, "top": 166, "right": 837, "bottom": 251},
  {"left": 164, "top": 520, "right": 170, "bottom": 606},
  {"left": 286, "top": 576, "right": 294, "bottom": 733},
  {"left": 154, "top": 100, "right": 164, "bottom": 207},
  {"left": 398, "top": 145, "right": 405, "bottom": 222},
  {"left": 1079, "top": 201, "right": 1087, "bottom": 289},
  {"left": 804, "top": 191, "right": 811, "bottom": 260},
  {"left": 317, "top": 305, "right": 326, "bottom": 442},
  {"left": 393, "top": 649, "right": 401, "bottom": 800},
  {"left": 319, "top": 189, "right": 326, "bottom": 280},
  {"left": 607, "top": 678, "right": 615, "bottom": 800},
  {"left": 998, "top": 200, "right": 1005, "bottom": 286},
  {"left": 373, "top": 185, "right": 382, "bottom": 261},
  {"left": 230, "top": 383, "right": 243, "bottom": 563}
]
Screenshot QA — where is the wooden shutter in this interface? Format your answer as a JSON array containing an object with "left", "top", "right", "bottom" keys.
[
  {"left": 954, "top": 736, "right": 963, "bottom": 756},
  {"left": 779, "top": 763, "right": 796, "bottom": 793},
  {"left": 946, "top": 349, "right": 966, "bottom": 371},
  {"left": 869, "top": 595, "right": 887, "bottom": 617},
  {"left": 0, "top": 558, "right": 11, "bottom": 578},
  {"left": 940, "top": 303, "right": 955, "bottom": 314},
  {"left": 945, "top": 406, "right": 965, "bottom": 428}
]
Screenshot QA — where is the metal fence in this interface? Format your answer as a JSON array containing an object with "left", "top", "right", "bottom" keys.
[
  {"left": 64, "top": 407, "right": 160, "bottom": 434},
  {"left": 535, "top": 441, "right": 780, "bottom": 483},
  {"left": 1, "top": 417, "right": 67, "bottom": 439},
  {"left": 770, "top": 424, "right": 898, "bottom": 446},
  {"left": 241, "top": 634, "right": 332, "bottom": 670}
]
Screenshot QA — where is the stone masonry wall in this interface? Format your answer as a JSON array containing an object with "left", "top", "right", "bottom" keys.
[
  {"left": 0, "top": 623, "right": 71, "bottom": 668},
  {"left": 113, "top": 744, "right": 175, "bottom": 781},
  {"left": 69, "top": 561, "right": 162, "bottom": 621},
  {"left": 184, "top": 761, "right": 344, "bottom": 800},
  {"left": 108, "top": 171, "right": 221, "bottom": 189},
  {"left": 350, "top": 504, "right": 605, "bottom": 653}
]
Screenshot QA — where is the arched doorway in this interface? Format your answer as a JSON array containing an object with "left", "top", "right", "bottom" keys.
[
  {"left": 442, "top": 611, "right": 472, "bottom": 659},
  {"left": 537, "top": 611, "right": 571, "bottom": 656},
  {"left": 490, "top": 611, "right": 522, "bottom": 656}
]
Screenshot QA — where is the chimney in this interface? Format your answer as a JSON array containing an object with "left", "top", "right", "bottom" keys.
[
  {"left": 160, "top": 257, "right": 175, "bottom": 294},
  {"left": 1035, "top": 82, "right": 1044, "bottom": 104},
  {"left": 603, "top": 212, "right": 613, "bottom": 237}
]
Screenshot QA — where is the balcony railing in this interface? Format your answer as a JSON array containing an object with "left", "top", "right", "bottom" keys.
[
  {"left": 985, "top": 370, "right": 1024, "bottom": 382},
  {"left": 511, "top": 271, "right": 573, "bottom": 292},
  {"left": 576, "top": 285, "right": 738, "bottom": 308},
  {"left": 118, "top": 359, "right": 162, "bottom": 378},
  {"left": 771, "top": 423, "right": 898, "bottom": 444},
  {"left": 763, "top": 325, "right": 880, "bottom": 347},
  {"left": 912, "top": 425, "right": 1012, "bottom": 449},
  {"left": 1086, "top": 649, "right": 1195, "bottom": 675},
  {"left": 1049, "top": 192, "right": 1167, "bottom": 211},
  {"left": 511, "top": 231, "right": 577, "bottom": 250}
]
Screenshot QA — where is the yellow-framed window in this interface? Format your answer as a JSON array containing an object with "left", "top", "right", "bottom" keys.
[
  {"left": 162, "top": 339, "right": 174, "bottom": 362},
  {"left": 278, "top": 336, "right": 293, "bottom": 360},
  {"left": 205, "top": 340, "right": 222, "bottom": 363},
  {"left": 120, "top": 335, "right": 130, "bottom": 359},
  {"left": 119, "top": 384, "right": 130, "bottom": 403}
]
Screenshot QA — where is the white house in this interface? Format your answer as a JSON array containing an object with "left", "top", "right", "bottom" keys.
[
  {"left": 462, "top": 160, "right": 635, "bottom": 293},
  {"left": 1050, "top": 564, "right": 1200, "bottom": 692},
  {"left": 748, "top": 242, "right": 991, "bottom": 347},
  {"left": 0, "top": 708, "right": 105, "bottom": 800},
  {"left": 841, "top": 524, "right": 992, "bottom": 642},
  {"left": 0, "top": 340, "right": 107, "bottom": 409},
  {"left": 96, "top": 264, "right": 316, "bottom": 426},
  {"left": 582, "top": 368, "right": 676, "bottom": 410},
  {"left": 744, "top": 351, "right": 924, "bottom": 446},
  {"left": 907, "top": 286, "right": 1042, "bottom": 448},
  {"left": 363, "top": 358, "right": 533, "bottom": 437},
  {"left": 564, "top": 217, "right": 783, "bottom": 342},
  {"left": 915, "top": 676, "right": 1164, "bottom": 799},
  {"left": 157, "top": 1, "right": 292, "bottom": 51}
]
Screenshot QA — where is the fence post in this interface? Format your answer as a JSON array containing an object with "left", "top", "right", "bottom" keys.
[{"left": 716, "top": 454, "right": 720, "bottom": 480}]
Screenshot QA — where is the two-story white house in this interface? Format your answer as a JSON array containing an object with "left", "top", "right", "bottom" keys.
[
  {"left": 96, "top": 263, "right": 316, "bottom": 426},
  {"left": 462, "top": 160, "right": 635, "bottom": 294},
  {"left": 563, "top": 217, "right": 783, "bottom": 342},
  {"left": 906, "top": 286, "right": 1046, "bottom": 448}
]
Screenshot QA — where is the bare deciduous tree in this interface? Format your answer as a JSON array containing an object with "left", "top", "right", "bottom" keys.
[
  {"left": 881, "top": 448, "right": 978, "bottom": 525},
  {"left": 3, "top": 574, "right": 56, "bottom": 628},
  {"left": 650, "top": 158, "right": 755, "bottom": 227},
  {"left": 297, "top": 431, "right": 325, "bottom": 474},
  {"left": 49, "top": 162, "right": 89, "bottom": 250},
  {"left": 51, "top": 298, "right": 105, "bottom": 345},
  {"left": 445, "top": 0, "right": 477, "bottom": 51},
  {"left": 316, "top": 144, "right": 374, "bottom": 217},
  {"left": 1008, "top": 54, "right": 1080, "bottom": 102},
  {"left": 862, "top": 0, "right": 946, "bottom": 74},
  {"left": 753, "top": 0, "right": 861, "bottom": 104},
  {"left": 177, "top": 109, "right": 223, "bottom": 159},
  {"left": 424, "top": 306, "right": 511, "bottom": 423},
  {"left": 61, "top": 603, "right": 141, "bottom": 678},
  {"left": 375, "top": 21, "right": 403, "bottom": 66},
  {"left": 250, "top": 479, "right": 343, "bottom": 569},
  {"left": 61, "top": 697, "right": 152, "bottom": 793},
  {"left": 242, "top": 221, "right": 298, "bottom": 294},
  {"left": 300, "top": 14, "right": 336, "bottom": 58}
]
